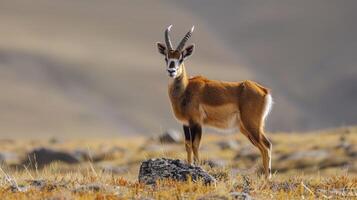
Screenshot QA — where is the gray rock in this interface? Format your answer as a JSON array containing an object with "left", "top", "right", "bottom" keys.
[
  {"left": 159, "top": 129, "right": 182, "bottom": 144},
  {"left": 138, "top": 158, "right": 216, "bottom": 185},
  {"left": 216, "top": 140, "right": 240, "bottom": 151},
  {"left": 9, "top": 184, "right": 29, "bottom": 192},
  {"left": 9, "top": 179, "right": 66, "bottom": 193},
  {"left": 230, "top": 192, "right": 253, "bottom": 200},
  {"left": 26, "top": 179, "right": 62, "bottom": 191},
  {"left": 197, "top": 192, "right": 253, "bottom": 200},
  {"left": 270, "top": 182, "right": 298, "bottom": 192},
  {"left": 28, "top": 179, "right": 47, "bottom": 189},
  {"left": 22, "top": 148, "right": 80, "bottom": 168}
]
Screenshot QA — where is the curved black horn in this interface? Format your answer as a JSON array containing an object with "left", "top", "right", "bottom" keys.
[
  {"left": 176, "top": 26, "right": 194, "bottom": 51},
  {"left": 165, "top": 25, "right": 173, "bottom": 50}
]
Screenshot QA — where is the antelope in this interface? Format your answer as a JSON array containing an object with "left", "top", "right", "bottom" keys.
[{"left": 156, "top": 25, "right": 273, "bottom": 178}]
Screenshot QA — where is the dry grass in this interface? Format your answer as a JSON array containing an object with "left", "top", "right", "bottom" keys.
[{"left": 0, "top": 126, "right": 356, "bottom": 199}]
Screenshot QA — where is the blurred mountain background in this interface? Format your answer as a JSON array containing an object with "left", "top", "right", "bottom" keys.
[{"left": 0, "top": 0, "right": 356, "bottom": 138}]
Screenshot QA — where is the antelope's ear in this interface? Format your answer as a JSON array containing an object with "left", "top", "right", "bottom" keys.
[
  {"left": 182, "top": 44, "right": 194, "bottom": 59},
  {"left": 157, "top": 42, "right": 166, "bottom": 56}
]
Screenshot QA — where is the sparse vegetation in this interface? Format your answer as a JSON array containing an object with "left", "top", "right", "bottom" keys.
[{"left": 0, "top": 127, "right": 356, "bottom": 199}]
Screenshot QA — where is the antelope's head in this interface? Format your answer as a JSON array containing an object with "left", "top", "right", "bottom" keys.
[{"left": 157, "top": 25, "right": 195, "bottom": 78}]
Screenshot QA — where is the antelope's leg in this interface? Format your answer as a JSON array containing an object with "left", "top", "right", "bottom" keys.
[
  {"left": 238, "top": 84, "right": 272, "bottom": 179},
  {"left": 239, "top": 122, "right": 272, "bottom": 179},
  {"left": 261, "top": 134, "right": 272, "bottom": 178},
  {"left": 183, "top": 125, "right": 193, "bottom": 164},
  {"left": 190, "top": 123, "right": 202, "bottom": 164}
]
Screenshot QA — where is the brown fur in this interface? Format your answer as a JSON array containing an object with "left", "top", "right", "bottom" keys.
[
  {"left": 157, "top": 31, "right": 272, "bottom": 178},
  {"left": 167, "top": 64, "right": 273, "bottom": 178}
]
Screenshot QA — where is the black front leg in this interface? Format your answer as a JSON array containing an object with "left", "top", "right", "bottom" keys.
[
  {"left": 183, "top": 125, "right": 193, "bottom": 164},
  {"left": 189, "top": 123, "right": 202, "bottom": 164},
  {"left": 183, "top": 125, "right": 192, "bottom": 141}
]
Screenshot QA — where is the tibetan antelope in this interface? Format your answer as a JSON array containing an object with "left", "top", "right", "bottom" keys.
[{"left": 156, "top": 25, "right": 273, "bottom": 178}]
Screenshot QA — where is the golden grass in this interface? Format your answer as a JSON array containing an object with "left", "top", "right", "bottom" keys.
[{"left": 0, "top": 126, "right": 356, "bottom": 199}]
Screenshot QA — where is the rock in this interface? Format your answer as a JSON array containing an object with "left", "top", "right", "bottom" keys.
[
  {"left": 279, "top": 150, "right": 329, "bottom": 161},
  {"left": 138, "top": 158, "right": 216, "bottom": 185},
  {"left": 216, "top": 140, "right": 240, "bottom": 151},
  {"left": 230, "top": 192, "right": 253, "bottom": 200},
  {"left": 9, "top": 184, "right": 29, "bottom": 192},
  {"left": 28, "top": 179, "right": 47, "bottom": 189},
  {"left": 9, "top": 179, "right": 66, "bottom": 193},
  {"left": 22, "top": 148, "right": 80, "bottom": 168},
  {"left": 209, "top": 170, "right": 230, "bottom": 181},
  {"left": 241, "top": 175, "right": 251, "bottom": 194},
  {"left": 159, "top": 129, "right": 182, "bottom": 144},
  {"left": 25, "top": 179, "right": 59, "bottom": 191},
  {"left": 198, "top": 192, "right": 253, "bottom": 200},
  {"left": 270, "top": 182, "right": 298, "bottom": 192}
]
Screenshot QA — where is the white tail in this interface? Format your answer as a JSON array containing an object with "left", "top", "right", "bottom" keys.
[{"left": 262, "top": 94, "right": 273, "bottom": 123}]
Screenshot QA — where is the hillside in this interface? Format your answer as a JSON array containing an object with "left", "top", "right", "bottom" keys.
[{"left": 0, "top": 1, "right": 356, "bottom": 137}]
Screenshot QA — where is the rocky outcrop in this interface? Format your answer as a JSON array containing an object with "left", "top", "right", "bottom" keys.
[{"left": 138, "top": 158, "right": 216, "bottom": 185}]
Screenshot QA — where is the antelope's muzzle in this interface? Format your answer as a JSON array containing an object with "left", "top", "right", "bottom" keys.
[
  {"left": 167, "top": 61, "right": 177, "bottom": 77},
  {"left": 167, "top": 69, "right": 176, "bottom": 77}
]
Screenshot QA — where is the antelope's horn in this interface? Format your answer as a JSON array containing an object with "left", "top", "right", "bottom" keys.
[
  {"left": 176, "top": 26, "right": 194, "bottom": 51},
  {"left": 165, "top": 25, "right": 173, "bottom": 51}
]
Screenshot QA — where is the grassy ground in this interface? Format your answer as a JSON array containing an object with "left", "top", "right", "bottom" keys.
[{"left": 0, "top": 126, "right": 356, "bottom": 199}]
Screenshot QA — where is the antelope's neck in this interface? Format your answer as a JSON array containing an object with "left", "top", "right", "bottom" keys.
[{"left": 170, "top": 64, "right": 188, "bottom": 97}]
